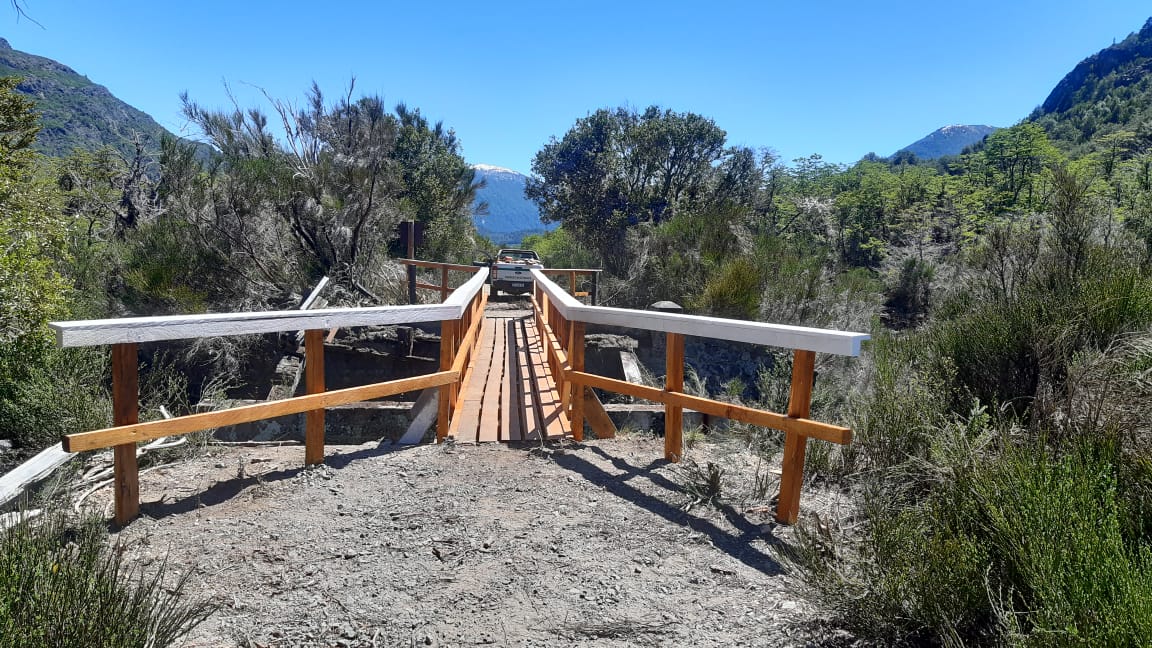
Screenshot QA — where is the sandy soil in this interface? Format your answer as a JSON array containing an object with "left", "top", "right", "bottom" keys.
[{"left": 105, "top": 435, "right": 853, "bottom": 647}]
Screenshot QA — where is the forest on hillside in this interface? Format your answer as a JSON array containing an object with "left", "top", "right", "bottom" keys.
[{"left": 4, "top": 19, "right": 1152, "bottom": 641}]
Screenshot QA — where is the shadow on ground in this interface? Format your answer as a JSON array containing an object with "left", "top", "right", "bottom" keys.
[
  {"left": 134, "top": 442, "right": 421, "bottom": 522},
  {"left": 522, "top": 441, "right": 786, "bottom": 577}
]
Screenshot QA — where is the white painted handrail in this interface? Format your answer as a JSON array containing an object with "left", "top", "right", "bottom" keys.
[
  {"left": 531, "top": 269, "right": 869, "bottom": 356},
  {"left": 52, "top": 268, "right": 489, "bottom": 348}
]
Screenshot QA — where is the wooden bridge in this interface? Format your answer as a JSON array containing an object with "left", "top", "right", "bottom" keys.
[{"left": 50, "top": 262, "right": 869, "bottom": 527}]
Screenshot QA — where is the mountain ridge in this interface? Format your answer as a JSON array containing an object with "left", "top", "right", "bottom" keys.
[
  {"left": 0, "top": 36, "right": 172, "bottom": 157},
  {"left": 1039, "top": 18, "right": 1152, "bottom": 116},
  {"left": 1030, "top": 17, "right": 1152, "bottom": 150}
]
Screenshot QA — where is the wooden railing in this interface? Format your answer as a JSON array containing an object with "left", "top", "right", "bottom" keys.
[
  {"left": 398, "top": 258, "right": 486, "bottom": 303},
  {"left": 539, "top": 268, "right": 601, "bottom": 305},
  {"left": 399, "top": 258, "right": 601, "bottom": 305},
  {"left": 49, "top": 268, "right": 490, "bottom": 525},
  {"left": 530, "top": 269, "right": 869, "bottom": 524}
]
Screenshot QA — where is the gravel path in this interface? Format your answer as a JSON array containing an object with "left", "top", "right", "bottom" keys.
[{"left": 108, "top": 435, "right": 847, "bottom": 647}]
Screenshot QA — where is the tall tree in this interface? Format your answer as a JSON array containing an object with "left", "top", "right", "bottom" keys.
[
  {"left": 173, "top": 83, "right": 481, "bottom": 304},
  {"left": 0, "top": 76, "right": 66, "bottom": 343},
  {"left": 526, "top": 106, "right": 727, "bottom": 270}
]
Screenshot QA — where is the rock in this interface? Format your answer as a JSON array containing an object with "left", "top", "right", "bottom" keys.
[{"left": 0, "top": 439, "right": 12, "bottom": 452}]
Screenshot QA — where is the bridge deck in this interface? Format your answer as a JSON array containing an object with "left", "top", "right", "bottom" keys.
[{"left": 449, "top": 313, "right": 570, "bottom": 444}]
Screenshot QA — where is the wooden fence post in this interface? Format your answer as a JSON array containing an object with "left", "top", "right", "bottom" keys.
[
  {"left": 440, "top": 266, "right": 450, "bottom": 302},
  {"left": 776, "top": 349, "right": 815, "bottom": 524},
  {"left": 111, "top": 342, "right": 139, "bottom": 526},
  {"left": 437, "top": 319, "right": 457, "bottom": 441},
  {"left": 665, "top": 333, "right": 685, "bottom": 462},
  {"left": 304, "top": 330, "right": 325, "bottom": 465},
  {"left": 407, "top": 264, "right": 417, "bottom": 305},
  {"left": 558, "top": 313, "right": 569, "bottom": 410},
  {"left": 570, "top": 321, "right": 585, "bottom": 442}
]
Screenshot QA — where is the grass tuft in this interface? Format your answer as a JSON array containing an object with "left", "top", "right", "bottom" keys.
[{"left": 0, "top": 507, "right": 216, "bottom": 648}]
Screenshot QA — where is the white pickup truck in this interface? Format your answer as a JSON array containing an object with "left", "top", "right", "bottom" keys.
[{"left": 491, "top": 248, "right": 542, "bottom": 296}]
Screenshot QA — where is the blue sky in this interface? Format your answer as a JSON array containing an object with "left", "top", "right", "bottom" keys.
[{"left": 5, "top": 1, "right": 1151, "bottom": 173}]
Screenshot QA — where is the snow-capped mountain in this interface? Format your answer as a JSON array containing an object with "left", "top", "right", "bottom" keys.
[
  {"left": 894, "top": 124, "right": 999, "bottom": 159},
  {"left": 471, "top": 164, "right": 555, "bottom": 244}
]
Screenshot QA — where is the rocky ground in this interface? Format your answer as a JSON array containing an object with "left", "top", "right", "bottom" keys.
[{"left": 99, "top": 434, "right": 857, "bottom": 647}]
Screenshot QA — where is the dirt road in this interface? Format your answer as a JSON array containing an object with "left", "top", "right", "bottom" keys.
[{"left": 110, "top": 435, "right": 845, "bottom": 647}]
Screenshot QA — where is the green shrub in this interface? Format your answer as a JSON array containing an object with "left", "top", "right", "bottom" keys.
[
  {"left": 792, "top": 434, "right": 1152, "bottom": 647},
  {"left": 693, "top": 257, "right": 762, "bottom": 319},
  {"left": 121, "top": 217, "right": 231, "bottom": 314},
  {"left": 821, "top": 333, "right": 946, "bottom": 478},
  {"left": 0, "top": 343, "right": 109, "bottom": 455},
  {"left": 979, "top": 444, "right": 1152, "bottom": 646},
  {"left": 883, "top": 257, "right": 935, "bottom": 329},
  {"left": 521, "top": 227, "right": 600, "bottom": 269},
  {"left": 932, "top": 293, "right": 1042, "bottom": 415},
  {"left": 0, "top": 509, "right": 216, "bottom": 647}
]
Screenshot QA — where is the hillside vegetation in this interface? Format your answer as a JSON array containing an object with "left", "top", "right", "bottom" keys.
[
  {"left": 3, "top": 14, "right": 1152, "bottom": 647},
  {"left": 0, "top": 38, "right": 172, "bottom": 158},
  {"left": 1033, "top": 17, "right": 1152, "bottom": 157}
]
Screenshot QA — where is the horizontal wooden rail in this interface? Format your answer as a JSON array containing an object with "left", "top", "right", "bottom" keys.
[
  {"left": 63, "top": 371, "right": 459, "bottom": 453},
  {"left": 51, "top": 269, "right": 489, "bottom": 347},
  {"left": 398, "top": 258, "right": 484, "bottom": 272},
  {"left": 50, "top": 304, "right": 458, "bottom": 347},
  {"left": 531, "top": 270, "right": 868, "bottom": 356},
  {"left": 540, "top": 269, "right": 602, "bottom": 274},
  {"left": 566, "top": 371, "right": 851, "bottom": 445}
]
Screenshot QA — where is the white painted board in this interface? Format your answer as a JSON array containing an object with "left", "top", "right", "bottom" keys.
[
  {"left": 50, "top": 268, "right": 489, "bottom": 348},
  {"left": 531, "top": 269, "right": 870, "bottom": 357},
  {"left": 0, "top": 443, "right": 73, "bottom": 507}
]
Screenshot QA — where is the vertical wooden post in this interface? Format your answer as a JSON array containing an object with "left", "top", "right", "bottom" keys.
[
  {"left": 776, "top": 349, "right": 815, "bottom": 524},
  {"left": 538, "top": 293, "right": 549, "bottom": 351},
  {"left": 407, "top": 265, "right": 417, "bottom": 305},
  {"left": 568, "top": 270, "right": 577, "bottom": 296},
  {"left": 570, "top": 321, "right": 585, "bottom": 442},
  {"left": 111, "top": 343, "right": 139, "bottom": 526},
  {"left": 664, "top": 333, "right": 685, "bottom": 462},
  {"left": 304, "top": 329, "right": 326, "bottom": 465},
  {"left": 559, "top": 315, "right": 571, "bottom": 409},
  {"left": 437, "top": 319, "right": 457, "bottom": 441},
  {"left": 591, "top": 271, "right": 599, "bottom": 306},
  {"left": 460, "top": 299, "right": 470, "bottom": 347},
  {"left": 440, "top": 266, "right": 450, "bottom": 302}
]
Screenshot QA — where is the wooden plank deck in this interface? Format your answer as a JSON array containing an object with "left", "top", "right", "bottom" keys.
[{"left": 450, "top": 313, "right": 572, "bottom": 444}]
